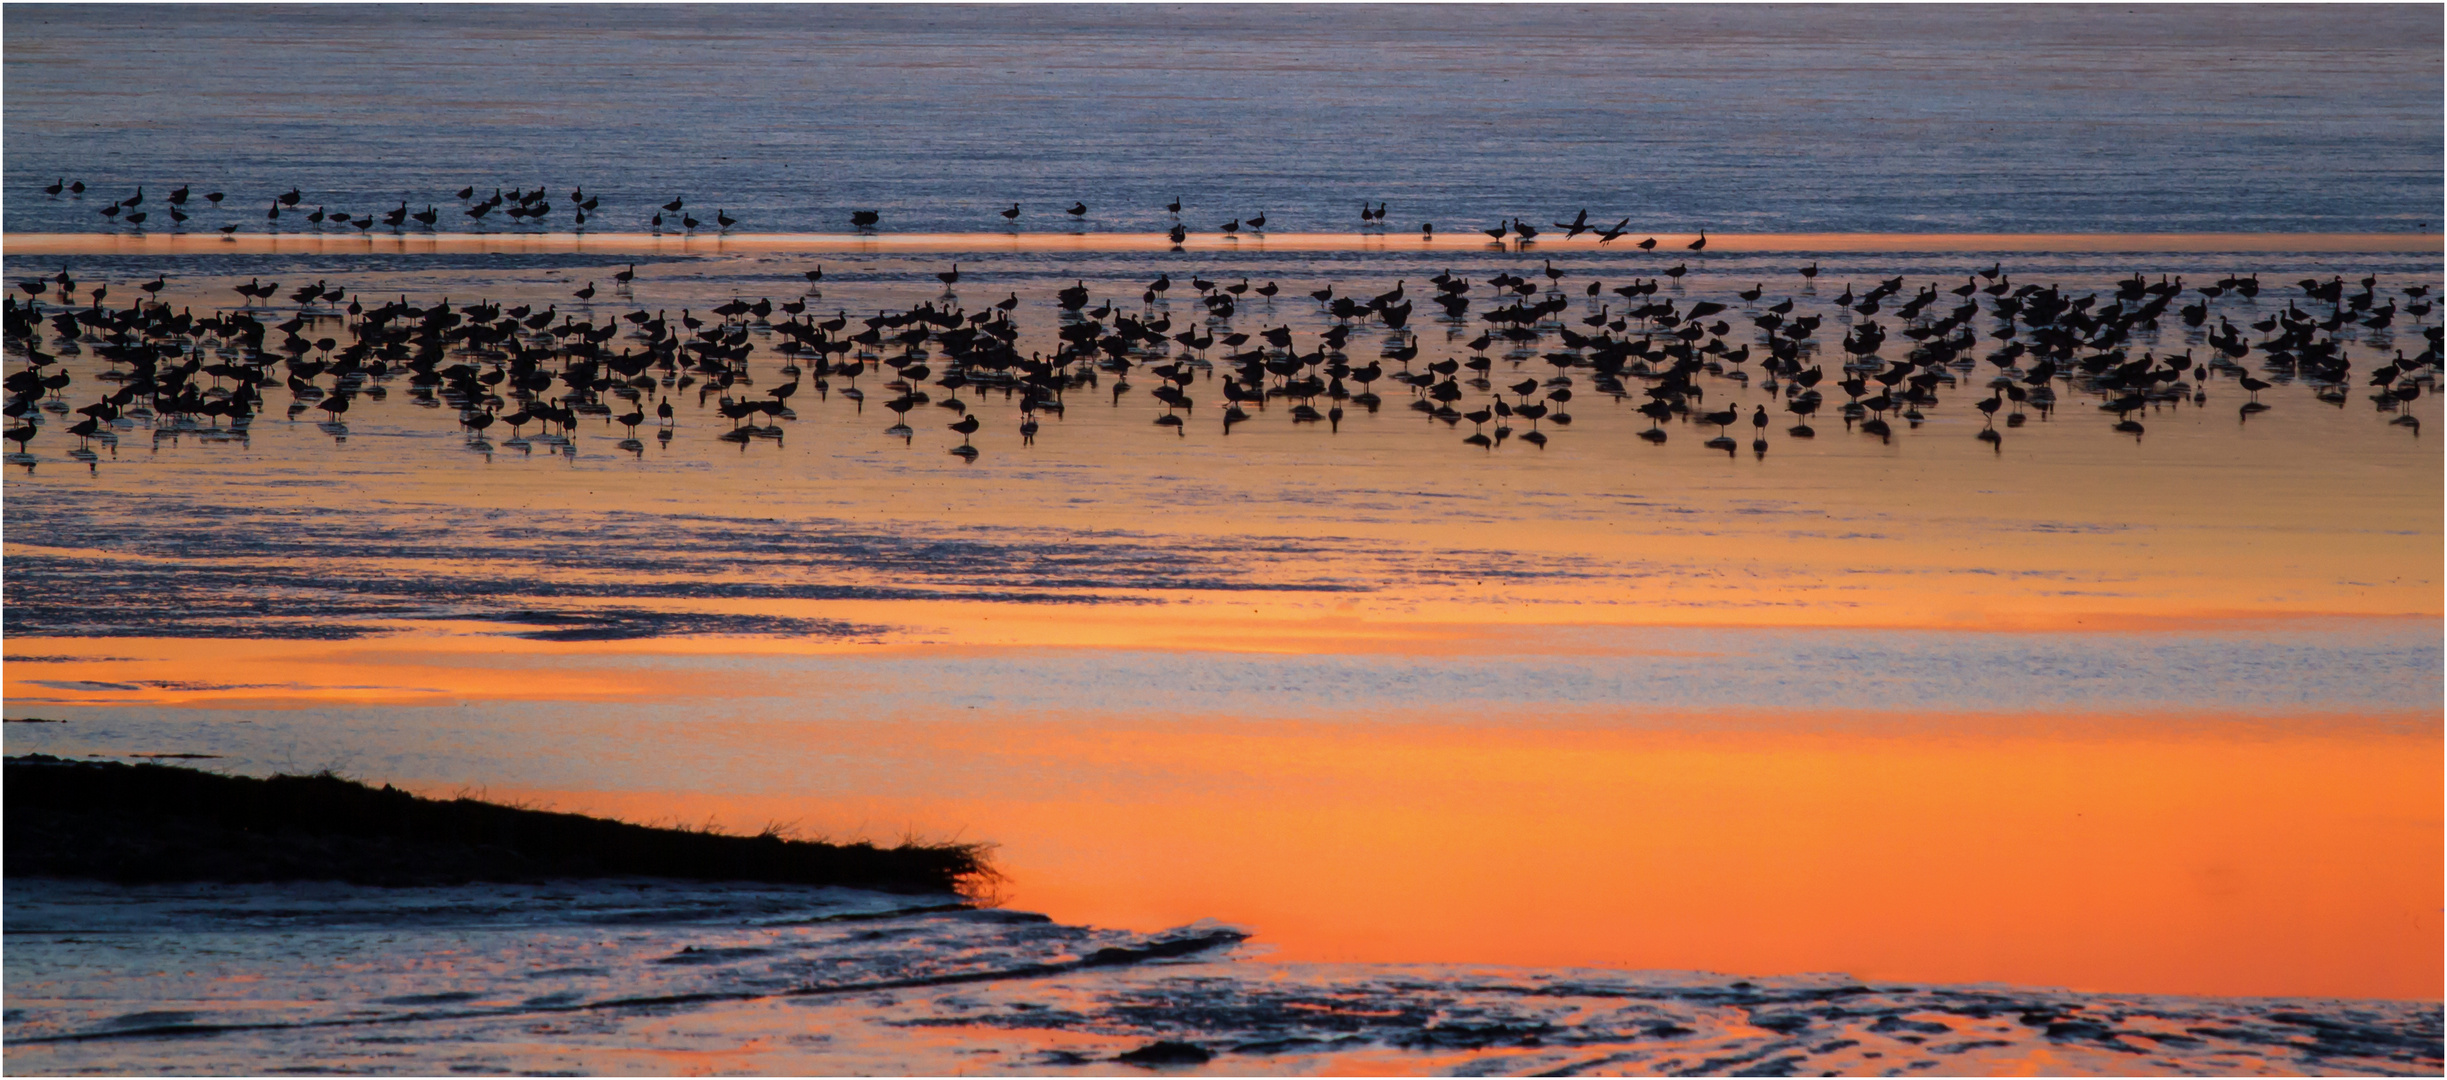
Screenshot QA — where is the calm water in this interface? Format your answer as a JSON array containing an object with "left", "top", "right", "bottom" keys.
[
  {"left": 4, "top": 5, "right": 2444, "bottom": 1074},
  {"left": 4, "top": 5, "right": 2442, "bottom": 235}
]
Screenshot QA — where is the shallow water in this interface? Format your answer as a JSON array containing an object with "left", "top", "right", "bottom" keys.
[
  {"left": 3, "top": 237, "right": 2441, "bottom": 1019},
  {"left": 5, "top": 6, "right": 2444, "bottom": 1074},
  {"left": 8, "top": 880, "right": 2440, "bottom": 1076},
  {"left": 5, "top": 6, "right": 2442, "bottom": 235}
]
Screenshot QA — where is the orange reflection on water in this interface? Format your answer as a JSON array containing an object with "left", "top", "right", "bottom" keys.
[
  {"left": 0, "top": 634, "right": 748, "bottom": 708},
  {"left": 459, "top": 708, "right": 2441, "bottom": 1003}
]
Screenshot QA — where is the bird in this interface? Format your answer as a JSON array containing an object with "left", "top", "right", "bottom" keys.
[
  {"left": 949, "top": 413, "right": 981, "bottom": 446},
  {"left": 1066, "top": 202, "right": 1088, "bottom": 217},
  {"left": 716, "top": 210, "right": 737, "bottom": 229},
  {"left": 574, "top": 282, "right": 596, "bottom": 300},
  {"left": 1688, "top": 230, "right": 1708, "bottom": 252},
  {"left": 1000, "top": 203, "right": 1021, "bottom": 221},
  {"left": 664, "top": 197, "right": 685, "bottom": 212},
  {"left": 850, "top": 210, "right": 880, "bottom": 228}
]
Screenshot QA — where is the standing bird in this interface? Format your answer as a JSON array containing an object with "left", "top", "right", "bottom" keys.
[
  {"left": 1066, "top": 202, "right": 1088, "bottom": 217},
  {"left": 1000, "top": 203, "right": 1021, "bottom": 221},
  {"left": 949, "top": 413, "right": 981, "bottom": 447},
  {"left": 1688, "top": 229, "right": 1708, "bottom": 252}
]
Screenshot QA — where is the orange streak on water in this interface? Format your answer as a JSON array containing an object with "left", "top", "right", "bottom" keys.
[
  {"left": 5, "top": 231, "right": 2440, "bottom": 256},
  {"left": 454, "top": 710, "right": 2442, "bottom": 1002}
]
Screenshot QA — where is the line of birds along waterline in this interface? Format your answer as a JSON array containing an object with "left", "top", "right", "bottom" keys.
[
  {"left": 2, "top": 257, "right": 2436, "bottom": 468},
  {"left": 41, "top": 178, "right": 1680, "bottom": 240}
]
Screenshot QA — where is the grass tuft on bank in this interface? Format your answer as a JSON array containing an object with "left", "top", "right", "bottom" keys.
[{"left": 4, "top": 755, "right": 992, "bottom": 893}]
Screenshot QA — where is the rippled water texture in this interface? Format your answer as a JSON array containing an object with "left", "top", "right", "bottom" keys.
[{"left": 4, "top": 5, "right": 2442, "bottom": 235}]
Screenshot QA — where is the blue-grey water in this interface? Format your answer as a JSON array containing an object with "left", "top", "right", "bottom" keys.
[
  {"left": 5, "top": 4, "right": 2442, "bottom": 236},
  {"left": 5, "top": 7, "right": 2444, "bottom": 1074}
]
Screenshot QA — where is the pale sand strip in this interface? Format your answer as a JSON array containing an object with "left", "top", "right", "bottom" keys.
[{"left": 4, "top": 231, "right": 2439, "bottom": 257}]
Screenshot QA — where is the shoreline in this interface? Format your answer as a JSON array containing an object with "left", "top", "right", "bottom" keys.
[
  {"left": 2, "top": 755, "right": 993, "bottom": 893},
  {"left": 5, "top": 230, "right": 2440, "bottom": 257}
]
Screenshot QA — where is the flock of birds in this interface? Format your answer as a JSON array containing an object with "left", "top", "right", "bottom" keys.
[
  {"left": 2, "top": 248, "right": 2437, "bottom": 468},
  {"left": 41, "top": 177, "right": 1589, "bottom": 240},
  {"left": 38, "top": 179, "right": 700, "bottom": 236}
]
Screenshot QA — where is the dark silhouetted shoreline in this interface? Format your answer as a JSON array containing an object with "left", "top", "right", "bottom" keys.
[{"left": 4, "top": 755, "right": 990, "bottom": 892}]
